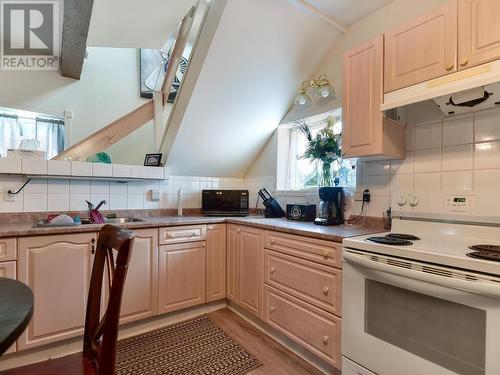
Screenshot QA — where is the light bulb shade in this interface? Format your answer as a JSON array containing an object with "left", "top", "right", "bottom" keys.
[
  {"left": 315, "top": 84, "right": 334, "bottom": 98},
  {"left": 294, "top": 92, "right": 311, "bottom": 105}
]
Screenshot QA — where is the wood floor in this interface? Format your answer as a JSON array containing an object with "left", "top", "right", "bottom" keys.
[{"left": 208, "top": 308, "right": 325, "bottom": 375}]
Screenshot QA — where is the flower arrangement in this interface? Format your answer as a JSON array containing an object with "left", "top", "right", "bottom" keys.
[{"left": 296, "top": 115, "right": 342, "bottom": 187}]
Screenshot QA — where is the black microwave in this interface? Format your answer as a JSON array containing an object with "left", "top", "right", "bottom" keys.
[{"left": 202, "top": 190, "right": 249, "bottom": 216}]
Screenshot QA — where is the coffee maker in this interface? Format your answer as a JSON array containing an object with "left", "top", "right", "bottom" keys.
[{"left": 314, "top": 187, "right": 345, "bottom": 226}]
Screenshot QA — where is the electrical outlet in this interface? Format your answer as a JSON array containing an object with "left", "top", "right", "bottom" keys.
[
  {"left": 150, "top": 189, "right": 160, "bottom": 202},
  {"left": 4, "top": 189, "right": 15, "bottom": 202},
  {"left": 353, "top": 189, "right": 364, "bottom": 201}
]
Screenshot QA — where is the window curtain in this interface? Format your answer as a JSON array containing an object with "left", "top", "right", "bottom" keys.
[
  {"left": 0, "top": 114, "right": 20, "bottom": 157},
  {"left": 36, "top": 117, "right": 65, "bottom": 159}
]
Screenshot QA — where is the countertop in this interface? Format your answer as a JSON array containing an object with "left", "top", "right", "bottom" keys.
[{"left": 0, "top": 216, "right": 384, "bottom": 243}]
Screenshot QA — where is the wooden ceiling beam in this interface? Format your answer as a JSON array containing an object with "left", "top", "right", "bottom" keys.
[{"left": 61, "top": 0, "right": 94, "bottom": 79}]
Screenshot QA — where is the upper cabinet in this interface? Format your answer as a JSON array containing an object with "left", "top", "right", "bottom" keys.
[
  {"left": 343, "top": 35, "right": 406, "bottom": 159},
  {"left": 458, "top": 0, "right": 500, "bottom": 69},
  {"left": 384, "top": 1, "right": 458, "bottom": 92}
]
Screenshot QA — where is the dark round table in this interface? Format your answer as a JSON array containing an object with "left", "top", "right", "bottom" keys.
[{"left": 0, "top": 278, "right": 33, "bottom": 355}]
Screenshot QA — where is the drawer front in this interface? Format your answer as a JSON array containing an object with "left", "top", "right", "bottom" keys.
[
  {"left": 0, "top": 238, "right": 16, "bottom": 262},
  {"left": 159, "top": 225, "right": 207, "bottom": 244},
  {"left": 1, "top": 261, "right": 17, "bottom": 354},
  {"left": 343, "top": 357, "right": 376, "bottom": 375},
  {"left": 265, "top": 250, "right": 341, "bottom": 316},
  {"left": 265, "top": 231, "right": 341, "bottom": 268},
  {"left": 264, "top": 285, "right": 341, "bottom": 367}
]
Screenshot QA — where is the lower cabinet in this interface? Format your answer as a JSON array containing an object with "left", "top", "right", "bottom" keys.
[
  {"left": 17, "top": 232, "right": 97, "bottom": 350},
  {"left": 264, "top": 285, "right": 341, "bottom": 368},
  {"left": 226, "top": 224, "right": 264, "bottom": 318},
  {"left": 117, "top": 228, "right": 158, "bottom": 324},
  {"left": 158, "top": 241, "right": 206, "bottom": 313},
  {"left": 206, "top": 224, "right": 226, "bottom": 302}
]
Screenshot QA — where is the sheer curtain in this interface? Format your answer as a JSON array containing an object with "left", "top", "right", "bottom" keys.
[
  {"left": 0, "top": 112, "right": 65, "bottom": 159},
  {"left": 0, "top": 114, "right": 20, "bottom": 157},
  {"left": 36, "top": 117, "right": 65, "bottom": 159}
]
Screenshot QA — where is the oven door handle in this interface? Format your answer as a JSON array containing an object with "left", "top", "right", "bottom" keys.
[{"left": 344, "top": 250, "right": 500, "bottom": 297}]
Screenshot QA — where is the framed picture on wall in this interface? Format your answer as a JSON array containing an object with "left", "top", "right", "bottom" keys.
[
  {"left": 144, "top": 153, "right": 162, "bottom": 167},
  {"left": 139, "top": 48, "right": 189, "bottom": 103}
]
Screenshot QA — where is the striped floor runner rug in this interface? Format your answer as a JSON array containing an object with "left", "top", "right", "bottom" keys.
[{"left": 116, "top": 315, "right": 262, "bottom": 375}]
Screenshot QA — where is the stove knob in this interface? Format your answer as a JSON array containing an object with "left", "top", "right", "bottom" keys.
[
  {"left": 397, "top": 194, "right": 407, "bottom": 207},
  {"left": 409, "top": 195, "right": 419, "bottom": 207}
]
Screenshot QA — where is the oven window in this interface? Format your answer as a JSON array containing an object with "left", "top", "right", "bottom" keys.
[{"left": 365, "top": 280, "right": 486, "bottom": 375}]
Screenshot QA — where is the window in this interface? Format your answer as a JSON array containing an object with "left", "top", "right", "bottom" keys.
[
  {"left": 278, "top": 108, "right": 356, "bottom": 191},
  {"left": 0, "top": 108, "right": 65, "bottom": 159}
]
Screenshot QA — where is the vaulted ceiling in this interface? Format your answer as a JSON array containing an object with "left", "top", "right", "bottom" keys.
[
  {"left": 86, "top": 0, "right": 197, "bottom": 48},
  {"left": 303, "top": 0, "right": 395, "bottom": 28}
]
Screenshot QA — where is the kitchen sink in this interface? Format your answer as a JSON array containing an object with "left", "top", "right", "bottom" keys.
[
  {"left": 104, "top": 217, "right": 143, "bottom": 224},
  {"left": 34, "top": 217, "right": 143, "bottom": 227}
]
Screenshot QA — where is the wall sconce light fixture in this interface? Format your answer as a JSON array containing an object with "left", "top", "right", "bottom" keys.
[{"left": 293, "top": 74, "right": 334, "bottom": 106}]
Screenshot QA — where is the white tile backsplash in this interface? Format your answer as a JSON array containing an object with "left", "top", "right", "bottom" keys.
[
  {"left": 361, "top": 106, "right": 500, "bottom": 217},
  {"left": 442, "top": 115, "right": 473, "bottom": 146},
  {"left": 414, "top": 122, "right": 441, "bottom": 150},
  {"left": 442, "top": 144, "right": 473, "bottom": 171}
]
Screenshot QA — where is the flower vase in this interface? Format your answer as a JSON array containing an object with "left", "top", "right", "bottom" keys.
[{"left": 319, "top": 161, "right": 334, "bottom": 187}]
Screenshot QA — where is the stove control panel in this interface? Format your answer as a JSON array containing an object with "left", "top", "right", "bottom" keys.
[{"left": 444, "top": 195, "right": 474, "bottom": 211}]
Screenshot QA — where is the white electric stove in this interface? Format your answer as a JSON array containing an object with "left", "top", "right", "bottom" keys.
[{"left": 342, "top": 191, "right": 500, "bottom": 375}]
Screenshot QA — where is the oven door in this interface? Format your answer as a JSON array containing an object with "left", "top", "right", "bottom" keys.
[{"left": 343, "top": 249, "right": 500, "bottom": 375}]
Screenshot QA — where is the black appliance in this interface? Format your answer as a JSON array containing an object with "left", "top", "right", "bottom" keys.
[
  {"left": 258, "top": 188, "right": 285, "bottom": 218},
  {"left": 202, "top": 190, "right": 249, "bottom": 216},
  {"left": 286, "top": 204, "right": 316, "bottom": 222},
  {"left": 314, "top": 186, "right": 345, "bottom": 226}
]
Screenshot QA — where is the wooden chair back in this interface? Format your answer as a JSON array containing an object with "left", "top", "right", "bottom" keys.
[{"left": 82, "top": 225, "right": 135, "bottom": 375}]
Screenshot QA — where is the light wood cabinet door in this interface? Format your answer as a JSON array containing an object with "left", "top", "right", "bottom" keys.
[
  {"left": 343, "top": 35, "right": 406, "bottom": 159},
  {"left": 1, "top": 261, "right": 17, "bottom": 354},
  {"left": 0, "top": 238, "right": 16, "bottom": 262},
  {"left": 226, "top": 224, "right": 240, "bottom": 302},
  {"left": 239, "top": 226, "right": 264, "bottom": 318},
  {"left": 384, "top": 1, "right": 457, "bottom": 92},
  {"left": 118, "top": 228, "right": 158, "bottom": 324},
  {"left": 158, "top": 241, "right": 206, "bottom": 313},
  {"left": 206, "top": 224, "right": 226, "bottom": 302},
  {"left": 17, "top": 233, "right": 96, "bottom": 350},
  {"left": 458, "top": 0, "right": 500, "bottom": 69}
]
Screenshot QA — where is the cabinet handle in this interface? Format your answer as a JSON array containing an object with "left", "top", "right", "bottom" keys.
[
  {"left": 208, "top": 225, "right": 213, "bottom": 231},
  {"left": 270, "top": 267, "right": 276, "bottom": 274},
  {"left": 237, "top": 228, "right": 241, "bottom": 233},
  {"left": 269, "top": 306, "right": 275, "bottom": 313},
  {"left": 322, "top": 286, "right": 329, "bottom": 295},
  {"left": 202, "top": 243, "right": 206, "bottom": 247},
  {"left": 91, "top": 239, "right": 96, "bottom": 255},
  {"left": 322, "top": 250, "right": 330, "bottom": 259},
  {"left": 446, "top": 63, "right": 454, "bottom": 71},
  {"left": 322, "top": 335, "right": 329, "bottom": 345},
  {"left": 270, "top": 239, "right": 276, "bottom": 245},
  {"left": 460, "top": 60, "right": 469, "bottom": 67}
]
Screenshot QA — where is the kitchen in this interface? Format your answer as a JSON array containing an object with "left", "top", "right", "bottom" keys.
[{"left": 0, "top": 0, "right": 500, "bottom": 374}]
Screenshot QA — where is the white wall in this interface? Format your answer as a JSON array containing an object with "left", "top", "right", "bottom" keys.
[
  {"left": 165, "top": 0, "right": 339, "bottom": 177},
  {"left": 0, "top": 47, "right": 159, "bottom": 164},
  {"left": 246, "top": 0, "right": 450, "bottom": 180}
]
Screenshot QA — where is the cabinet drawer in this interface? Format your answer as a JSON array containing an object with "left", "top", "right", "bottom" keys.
[
  {"left": 264, "top": 285, "right": 341, "bottom": 367},
  {"left": 159, "top": 225, "right": 207, "bottom": 244},
  {"left": 0, "top": 238, "right": 16, "bottom": 261},
  {"left": 265, "top": 231, "right": 341, "bottom": 269},
  {"left": 265, "top": 250, "right": 341, "bottom": 316}
]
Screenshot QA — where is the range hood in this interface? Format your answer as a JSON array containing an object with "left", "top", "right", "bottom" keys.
[
  {"left": 381, "top": 60, "right": 500, "bottom": 114},
  {"left": 433, "top": 83, "right": 500, "bottom": 115}
]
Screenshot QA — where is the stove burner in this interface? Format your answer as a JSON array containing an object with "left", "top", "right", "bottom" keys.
[
  {"left": 387, "top": 233, "right": 420, "bottom": 241},
  {"left": 469, "top": 244, "right": 500, "bottom": 252},
  {"left": 467, "top": 251, "right": 500, "bottom": 262},
  {"left": 367, "top": 236, "right": 413, "bottom": 246}
]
